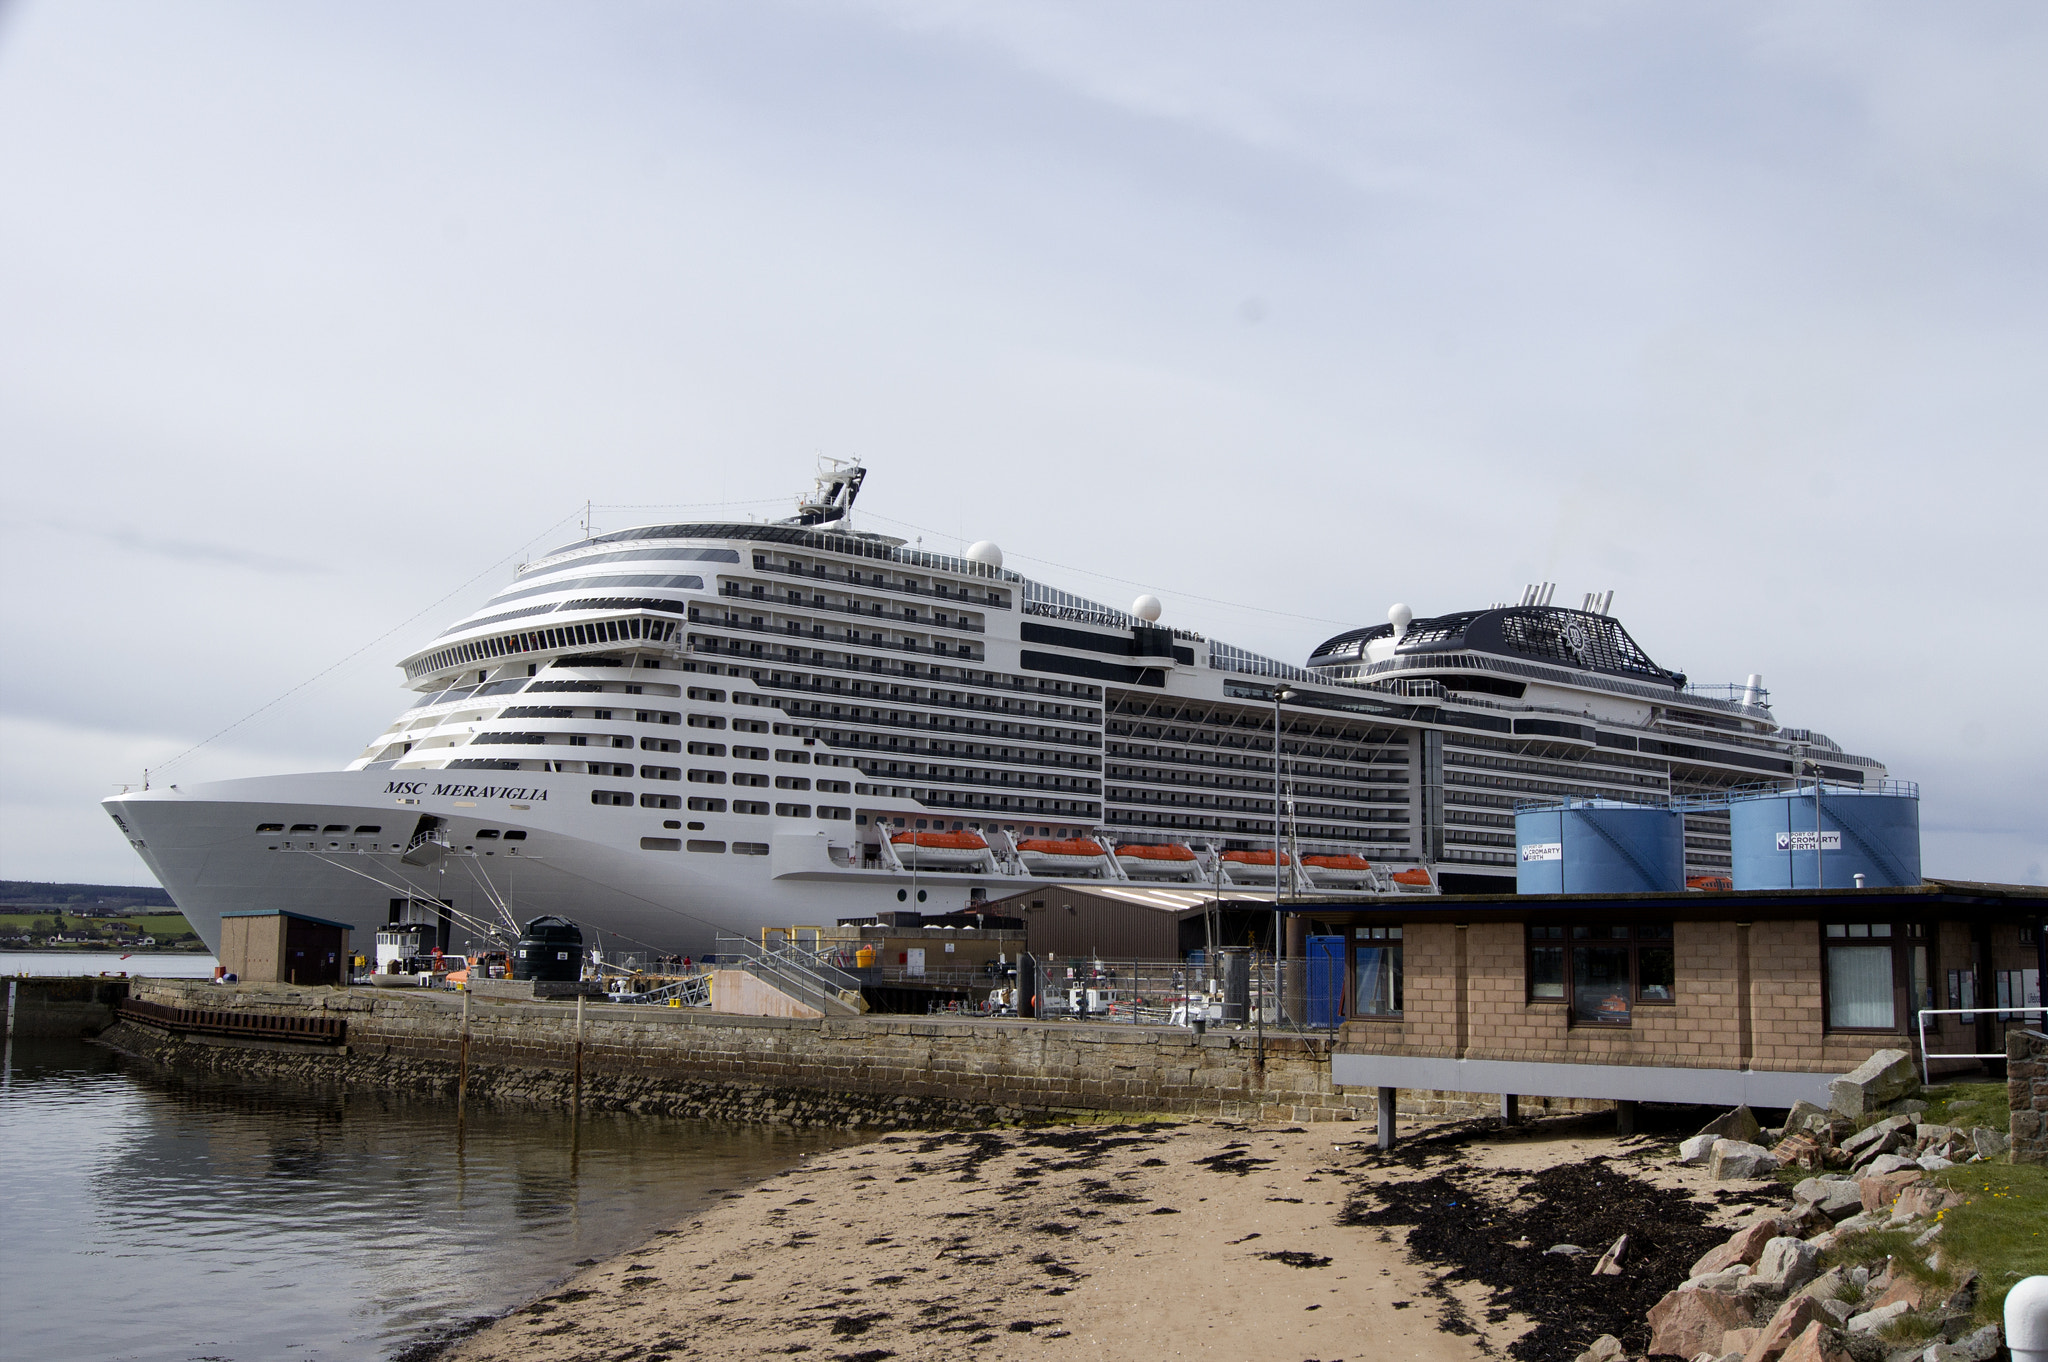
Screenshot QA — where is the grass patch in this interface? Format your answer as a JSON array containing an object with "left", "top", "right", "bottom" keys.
[
  {"left": 1918, "top": 1083, "right": 2009, "bottom": 1133},
  {"left": 1928, "top": 1161, "right": 2048, "bottom": 1326}
]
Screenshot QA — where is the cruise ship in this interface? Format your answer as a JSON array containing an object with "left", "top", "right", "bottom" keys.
[{"left": 105, "top": 462, "right": 1889, "bottom": 960}]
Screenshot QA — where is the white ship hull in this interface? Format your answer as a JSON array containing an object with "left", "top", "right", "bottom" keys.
[{"left": 109, "top": 771, "right": 1055, "bottom": 959}]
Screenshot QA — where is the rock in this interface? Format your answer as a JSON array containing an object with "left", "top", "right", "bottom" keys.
[
  {"left": 1863, "top": 1153, "right": 1921, "bottom": 1177},
  {"left": 1910, "top": 1222, "right": 1942, "bottom": 1248},
  {"left": 1713, "top": 1139, "right": 1782, "bottom": 1180},
  {"left": 1872, "top": 1276, "right": 1930, "bottom": 1312},
  {"left": 1686, "top": 1265, "right": 1757, "bottom": 1294},
  {"left": 1546, "top": 1243, "right": 1587, "bottom": 1257},
  {"left": 1843, "top": 1116, "right": 1915, "bottom": 1158},
  {"left": 1791, "top": 1266, "right": 1853, "bottom": 1307},
  {"left": 1591, "top": 1234, "right": 1628, "bottom": 1276},
  {"left": 1721, "top": 1325, "right": 1761, "bottom": 1357},
  {"left": 1830, "top": 1050, "right": 1917, "bottom": 1118},
  {"left": 1681, "top": 1133, "right": 1723, "bottom": 1166},
  {"left": 1847, "top": 1300, "right": 1913, "bottom": 1333},
  {"left": 1890, "top": 1184, "right": 1963, "bottom": 1221},
  {"left": 1649, "top": 1286, "right": 1759, "bottom": 1359},
  {"left": 1887, "top": 1099, "right": 1929, "bottom": 1117},
  {"left": 1859, "top": 1169, "right": 1924, "bottom": 1213},
  {"left": 1573, "top": 1334, "right": 1626, "bottom": 1362},
  {"left": 1831, "top": 1210, "right": 1882, "bottom": 1236},
  {"left": 1747, "top": 1294, "right": 1839, "bottom": 1362},
  {"left": 1786, "top": 1098, "right": 1832, "bottom": 1133},
  {"left": 1968, "top": 1127, "right": 2009, "bottom": 1158},
  {"left": 1753, "top": 1237, "right": 1823, "bottom": 1295},
  {"left": 1818, "top": 1183, "right": 1868, "bottom": 1221},
  {"left": 1693, "top": 1219, "right": 1796, "bottom": 1278},
  {"left": 1916, "top": 1156, "right": 1954, "bottom": 1172},
  {"left": 1912, "top": 1123, "right": 1957, "bottom": 1148},
  {"left": 1778, "top": 1320, "right": 1854, "bottom": 1362},
  {"left": 1701, "top": 1106, "right": 1766, "bottom": 1145},
  {"left": 1921, "top": 1323, "right": 2002, "bottom": 1362}
]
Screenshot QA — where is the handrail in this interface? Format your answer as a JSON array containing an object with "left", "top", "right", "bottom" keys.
[{"left": 1916, "top": 1006, "right": 2046, "bottom": 1084}]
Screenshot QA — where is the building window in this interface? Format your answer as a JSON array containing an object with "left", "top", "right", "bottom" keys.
[
  {"left": 1352, "top": 927, "right": 1402, "bottom": 1017},
  {"left": 1526, "top": 923, "right": 1674, "bottom": 1025},
  {"left": 1824, "top": 923, "right": 1897, "bottom": 1031}
]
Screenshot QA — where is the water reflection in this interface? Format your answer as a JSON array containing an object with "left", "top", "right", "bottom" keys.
[{"left": 1, "top": 1038, "right": 853, "bottom": 1361}]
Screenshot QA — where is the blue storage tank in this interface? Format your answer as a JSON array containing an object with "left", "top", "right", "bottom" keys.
[
  {"left": 1728, "top": 783, "right": 1920, "bottom": 890},
  {"left": 1516, "top": 800, "right": 1686, "bottom": 894}
]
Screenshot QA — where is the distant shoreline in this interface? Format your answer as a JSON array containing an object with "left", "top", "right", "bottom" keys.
[{"left": 4, "top": 947, "right": 209, "bottom": 955}]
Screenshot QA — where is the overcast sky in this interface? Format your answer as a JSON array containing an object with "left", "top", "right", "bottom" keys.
[{"left": 2, "top": 1, "right": 2043, "bottom": 887}]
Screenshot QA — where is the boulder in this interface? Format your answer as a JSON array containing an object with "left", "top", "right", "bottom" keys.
[
  {"left": 1649, "top": 1286, "right": 1759, "bottom": 1359},
  {"left": 1713, "top": 1140, "right": 1782, "bottom": 1180},
  {"left": 1862, "top": 1153, "right": 1922, "bottom": 1179},
  {"left": 1872, "top": 1275, "right": 1931, "bottom": 1312},
  {"left": 1858, "top": 1169, "right": 1924, "bottom": 1213},
  {"left": 1817, "top": 1183, "right": 1867, "bottom": 1221},
  {"left": 1889, "top": 1184, "right": 1961, "bottom": 1221},
  {"left": 1701, "top": 1106, "right": 1765, "bottom": 1145},
  {"left": 1846, "top": 1300, "right": 1913, "bottom": 1333},
  {"left": 1752, "top": 1237, "right": 1823, "bottom": 1295},
  {"left": 1680, "top": 1133, "right": 1722, "bottom": 1166},
  {"left": 1692, "top": 1219, "right": 1796, "bottom": 1278},
  {"left": 1917, "top": 1155, "right": 1954, "bottom": 1172},
  {"left": 1744, "top": 1294, "right": 1838, "bottom": 1362},
  {"left": 1572, "top": 1334, "right": 1625, "bottom": 1362},
  {"left": 1843, "top": 1116, "right": 1915, "bottom": 1158},
  {"left": 1785, "top": 1098, "right": 1832, "bottom": 1133},
  {"left": 1686, "top": 1265, "right": 1757, "bottom": 1294},
  {"left": 1829, "top": 1050, "right": 1917, "bottom": 1118},
  {"left": 1721, "top": 1326, "right": 1761, "bottom": 1357},
  {"left": 1968, "top": 1127, "right": 2009, "bottom": 1159},
  {"left": 1922, "top": 1323, "right": 2002, "bottom": 1362},
  {"left": 1912, "top": 1123, "right": 1957, "bottom": 1148},
  {"left": 1777, "top": 1320, "right": 1852, "bottom": 1362}
]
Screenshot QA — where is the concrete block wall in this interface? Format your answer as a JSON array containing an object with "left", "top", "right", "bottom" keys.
[{"left": 2012, "top": 1028, "right": 2048, "bottom": 1165}]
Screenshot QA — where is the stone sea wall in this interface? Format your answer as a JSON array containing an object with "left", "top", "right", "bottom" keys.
[
  {"left": 4, "top": 976, "right": 129, "bottom": 1038},
  {"left": 106, "top": 978, "right": 1600, "bottom": 1128},
  {"left": 2011, "top": 1028, "right": 2048, "bottom": 1165}
]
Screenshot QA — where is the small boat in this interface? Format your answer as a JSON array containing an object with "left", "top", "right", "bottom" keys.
[
  {"left": 1115, "top": 843, "right": 1201, "bottom": 880},
  {"left": 1220, "top": 849, "right": 1289, "bottom": 884},
  {"left": 890, "top": 829, "right": 993, "bottom": 869},
  {"left": 1389, "top": 867, "right": 1435, "bottom": 889},
  {"left": 1686, "top": 875, "right": 1734, "bottom": 891},
  {"left": 1302, "top": 853, "right": 1376, "bottom": 888},
  {"left": 1016, "top": 837, "right": 1110, "bottom": 875}
]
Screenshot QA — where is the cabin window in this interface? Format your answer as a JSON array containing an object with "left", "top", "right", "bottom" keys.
[
  {"left": 687, "top": 797, "right": 726, "bottom": 812},
  {"left": 1352, "top": 926, "right": 1402, "bottom": 1018},
  {"left": 1824, "top": 923, "right": 1898, "bottom": 1030},
  {"left": 733, "top": 842, "right": 770, "bottom": 855},
  {"left": 1526, "top": 923, "right": 1675, "bottom": 1024},
  {"left": 591, "top": 790, "right": 632, "bottom": 806}
]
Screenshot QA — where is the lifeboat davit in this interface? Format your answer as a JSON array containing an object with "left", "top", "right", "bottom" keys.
[
  {"left": 1302, "top": 853, "right": 1376, "bottom": 888},
  {"left": 890, "top": 830, "right": 991, "bottom": 869},
  {"left": 1115, "top": 843, "right": 1201, "bottom": 880},
  {"left": 1016, "top": 837, "right": 1110, "bottom": 875},
  {"left": 1220, "top": 849, "right": 1290, "bottom": 885}
]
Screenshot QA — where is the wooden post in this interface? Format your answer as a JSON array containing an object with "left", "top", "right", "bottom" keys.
[
  {"left": 1616, "top": 1100, "right": 1637, "bottom": 1136},
  {"left": 1377, "top": 1086, "right": 1397, "bottom": 1151},
  {"left": 458, "top": 987, "right": 471, "bottom": 1120},
  {"left": 1501, "top": 1093, "right": 1519, "bottom": 1125},
  {"left": 573, "top": 993, "right": 585, "bottom": 1118}
]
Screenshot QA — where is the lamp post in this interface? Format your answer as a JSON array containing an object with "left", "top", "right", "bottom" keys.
[
  {"left": 1272, "top": 685, "right": 1296, "bottom": 1007},
  {"left": 1804, "top": 759, "right": 1826, "bottom": 890}
]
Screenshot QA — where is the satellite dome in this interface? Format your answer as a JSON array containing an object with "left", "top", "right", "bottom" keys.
[
  {"left": 1389, "top": 602, "right": 1413, "bottom": 640},
  {"left": 965, "top": 541, "right": 1003, "bottom": 569},
  {"left": 1132, "top": 594, "right": 1163, "bottom": 623}
]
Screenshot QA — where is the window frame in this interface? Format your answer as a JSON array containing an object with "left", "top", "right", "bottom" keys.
[
  {"left": 1349, "top": 926, "right": 1404, "bottom": 1020},
  {"left": 1819, "top": 921, "right": 1906, "bottom": 1035},
  {"left": 1523, "top": 922, "right": 1676, "bottom": 1026}
]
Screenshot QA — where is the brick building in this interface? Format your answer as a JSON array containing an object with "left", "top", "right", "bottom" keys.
[{"left": 1283, "top": 880, "right": 2046, "bottom": 1109}]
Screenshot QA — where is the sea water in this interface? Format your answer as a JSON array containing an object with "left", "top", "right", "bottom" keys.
[{"left": 0, "top": 1036, "right": 850, "bottom": 1361}]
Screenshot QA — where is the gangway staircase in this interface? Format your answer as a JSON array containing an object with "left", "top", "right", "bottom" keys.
[{"left": 714, "top": 935, "right": 869, "bottom": 1016}]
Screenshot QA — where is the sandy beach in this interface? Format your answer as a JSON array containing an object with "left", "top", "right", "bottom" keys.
[{"left": 441, "top": 1111, "right": 1770, "bottom": 1362}]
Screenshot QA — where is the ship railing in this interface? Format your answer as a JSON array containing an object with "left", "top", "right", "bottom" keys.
[
  {"left": 719, "top": 582, "right": 990, "bottom": 633},
  {"left": 601, "top": 974, "right": 712, "bottom": 1008},
  {"left": 746, "top": 551, "right": 1019, "bottom": 598}
]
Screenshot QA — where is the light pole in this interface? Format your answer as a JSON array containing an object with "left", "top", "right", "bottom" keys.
[
  {"left": 1804, "top": 759, "right": 1826, "bottom": 891},
  {"left": 1272, "top": 685, "right": 1296, "bottom": 1006}
]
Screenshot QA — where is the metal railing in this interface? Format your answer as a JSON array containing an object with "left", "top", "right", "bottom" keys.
[
  {"left": 1915, "top": 1006, "right": 2046, "bottom": 1084},
  {"left": 713, "top": 935, "right": 866, "bottom": 1014}
]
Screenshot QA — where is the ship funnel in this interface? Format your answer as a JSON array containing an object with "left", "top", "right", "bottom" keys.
[{"left": 1741, "top": 673, "right": 1764, "bottom": 707}]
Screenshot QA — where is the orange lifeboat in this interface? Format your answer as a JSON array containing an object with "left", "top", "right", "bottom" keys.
[
  {"left": 1390, "top": 867, "right": 1435, "bottom": 887},
  {"left": 1686, "top": 874, "right": 1734, "bottom": 892},
  {"left": 889, "top": 829, "right": 991, "bottom": 868},
  {"left": 1115, "top": 842, "right": 1201, "bottom": 880},
  {"left": 1220, "top": 848, "right": 1289, "bottom": 884},
  {"left": 1016, "top": 837, "right": 1110, "bottom": 875},
  {"left": 1302, "top": 853, "right": 1375, "bottom": 888}
]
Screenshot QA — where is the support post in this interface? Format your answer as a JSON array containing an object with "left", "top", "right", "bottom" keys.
[
  {"left": 1501, "top": 1093, "right": 1519, "bottom": 1126},
  {"left": 1377, "top": 1086, "right": 1397, "bottom": 1151},
  {"left": 573, "top": 994, "right": 585, "bottom": 1117},
  {"left": 1616, "top": 1099, "right": 1637, "bottom": 1136},
  {"left": 457, "top": 987, "right": 471, "bottom": 1120}
]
